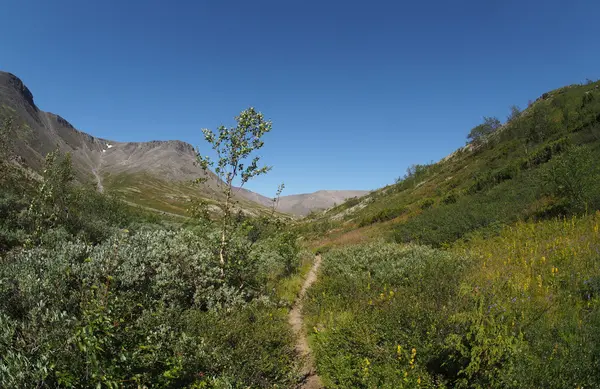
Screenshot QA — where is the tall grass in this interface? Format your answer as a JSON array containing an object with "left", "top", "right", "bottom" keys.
[{"left": 305, "top": 212, "right": 600, "bottom": 388}]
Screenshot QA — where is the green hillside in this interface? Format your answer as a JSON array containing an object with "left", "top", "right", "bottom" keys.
[
  {"left": 296, "top": 80, "right": 600, "bottom": 388},
  {"left": 306, "top": 79, "right": 600, "bottom": 250}
]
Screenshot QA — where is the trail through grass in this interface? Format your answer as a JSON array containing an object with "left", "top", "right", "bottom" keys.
[{"left": 289, "top": 254, "right": 323, "bottom": 389}]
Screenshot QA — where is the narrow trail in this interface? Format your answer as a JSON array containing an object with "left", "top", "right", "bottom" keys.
[
  {"left": 92, "top": 168, "right": 104, "bottom": 193},
  {"left": 289, "top": 254, "right": 323, "bottom": 389},
  {"left": 92, "top": 147, "right": 105, "bottom": 194}
]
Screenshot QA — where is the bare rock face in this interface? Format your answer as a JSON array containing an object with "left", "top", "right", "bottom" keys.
[{"left": 0, "top": 71, "right": 216, "bottom": 187}]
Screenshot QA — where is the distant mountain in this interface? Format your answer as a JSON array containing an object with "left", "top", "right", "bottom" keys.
[
  {"left": 0, "top": 71, "right": 367, "bottom": 216},
  {"left": 276, "top": 190, "right": 369, "bottom": 216}
]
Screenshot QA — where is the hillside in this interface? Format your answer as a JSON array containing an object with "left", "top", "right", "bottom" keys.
[
  {"left": 295, "top": 79, "right": 600, "bottom": 388},
  {"left": 304, "top": 79, "right": 600, "bottom": 249}
]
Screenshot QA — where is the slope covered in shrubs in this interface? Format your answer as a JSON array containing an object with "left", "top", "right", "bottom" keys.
[
  {"left": 305, "top": 213, "right": 600, "bottom": 388},
  {"left": 0, "top": 144, "right": 306, "bottom": 387},
  {"left": 311, "top": 79, "right": 600, "bottom": 249}
]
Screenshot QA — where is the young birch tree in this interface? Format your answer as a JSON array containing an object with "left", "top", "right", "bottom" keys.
[{"left": 196, "top": 107, "right": 272, "bottom": 275}]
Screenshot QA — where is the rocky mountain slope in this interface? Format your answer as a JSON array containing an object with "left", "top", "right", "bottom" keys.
[
  {"left": 0, "top": 71, "right": 233, "bottom": 215},
  {"left": 0, "top": 71, "right": 367, "bottom": 216},
  {"left": 276, "top": 190, "right": 369, "bottom": 216}
]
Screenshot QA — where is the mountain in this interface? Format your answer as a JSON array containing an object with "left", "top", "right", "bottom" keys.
[
  {"left": 0, "top": 71, "right": 281, "bottom": 216},
  {"left": 276, "top": 190, "right": 369, "bottom": 216},
  {"left": 0, "top": 71, "right": 367, "bottom": 216}
]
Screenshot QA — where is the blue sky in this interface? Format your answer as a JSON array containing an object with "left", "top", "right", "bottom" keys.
[{"left": 1, "top": 0, "right": 599, "bottom": 196}]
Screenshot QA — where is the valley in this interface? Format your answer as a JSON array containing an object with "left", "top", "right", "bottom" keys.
[{"left": 2, "top": 67, "right": 600, "bottom": 389}]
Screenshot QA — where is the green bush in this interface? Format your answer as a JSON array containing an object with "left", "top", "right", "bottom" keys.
[
  {"left": 304, "top": 243, "right": 471, "bottom": 388},
  {"left": 541, "top": 145, "right": 600, "bottom": 213},
  {"left": 442, "top": 191, "right": 459, "bottom": 205},
  {"left": 394, "top": 170, "right": 540, "bottom": 247},
  {"left": 0, "top": 228, "right": 300, "bottom": 387},
  {"left": 358, "top": 207, "right": 407, "bottom": 227},
  {"left": 306, "top": 214, "right": 600, "bottom": 387},
  {"left": 419, "top": 198, "right": 435, "bottom": 210},
  {"left": 520, "top": 136, "right": 571, "bottom": 170}
]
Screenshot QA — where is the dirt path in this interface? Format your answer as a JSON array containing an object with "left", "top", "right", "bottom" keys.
[
  {"left": 289, "top": 254, "right": 323, "bottom": 389},
  {"left": 92, "top": 168, "right": 104, "bottom": 193}
]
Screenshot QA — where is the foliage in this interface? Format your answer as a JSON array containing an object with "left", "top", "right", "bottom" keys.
[
  {"left": 309, "top": 80, "right": 600, "bottom": 250},
  {"left": 506, "top": 105, "right": 521, "bottom": 123},
  {"left": 394, "top": 169, "right": 540, "bottom": 247},
  {"left": 343, "top": 196, "right": 361, "bottom": 208},
  {"left": 197, "top": 107, "right": 272, "bottom": 276},
  {"left": 395, "top": 163, "right": 433, "bottom": 188},
  {"left": 0, "top": 121, "right": 304, "bottom": 387},
  {"left": 419, "top": 198, "right": 435, "bottom": 210},
  {"left": 28, "top": 149, "right": 76, "bottom": 235},
  {"left": 467, "top": 116, "right": 501, "bottom": 145},
  {"left": 541, "top": 145, "right": 600, "bottom": 213},
  {"left": 0, "top": 227, "right": 301, "bottom": 387},
  {"left": 358, "top": 207, "right": 407, "bottom": 227},
  {"left": 306, "top": 212, "right": 600, "bottom": 388},
  {"left": 304, "top": 242, "right": 470, "bottom": 388}
]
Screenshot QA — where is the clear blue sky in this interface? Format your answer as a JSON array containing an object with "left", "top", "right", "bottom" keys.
[{"left": 1, "top": 0, "right": 599, "bottom": 196}]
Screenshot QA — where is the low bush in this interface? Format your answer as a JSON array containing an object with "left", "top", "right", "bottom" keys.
[
  {"left": 419, "top": 198, "right": 435, "bottom": 210},
  {"left": 0, "top": 228, "right": 300, "bottom": 387},
  {"left": 307, "top": 212, "right": 600, "bottom": 388},
  {"left": 358, "top": 207, "right": 407, "bottom": 227},
  {"left": 394, "top": 170, "right": 540, "bottom": 247}
]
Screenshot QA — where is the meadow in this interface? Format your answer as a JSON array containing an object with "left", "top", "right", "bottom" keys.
[{"left": 305, "top": 213, "right": 600, "bottom": 388}]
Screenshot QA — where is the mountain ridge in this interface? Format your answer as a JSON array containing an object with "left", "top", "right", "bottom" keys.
[{"left": 0, "top": 70, "right": 367, "bottom": 216}]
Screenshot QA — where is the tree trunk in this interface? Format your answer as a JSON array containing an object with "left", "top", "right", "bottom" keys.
[{"left": 219, "top": 185, "right": 232, "bottom": 278}]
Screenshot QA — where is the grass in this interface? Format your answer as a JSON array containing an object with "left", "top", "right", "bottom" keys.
[
  {"left": 273, "top": 250, "right": 316, "bottom": 306},
  {"left": 103, "top": 171, "right": 282, "bottom": 218},
  {"left": 304, "top": 212, "right": 600, "bottom": 388}
]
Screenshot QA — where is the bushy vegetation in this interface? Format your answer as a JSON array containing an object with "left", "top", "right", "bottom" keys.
[
  {"left": 315, "top": 80, "right": 600, "bottom": 246},
  {"left": 305, "top": 212, "right": 600, "bottom": 388},
  {"left": 358, "top": 207, "right": 407, "bottom": 227},
  {"left": 0, "top": 110, "right": 306, "bottom": 387},
  {"left": 3, "top": 77, "right": 600, "bottom": 387},
  {"left": 0, "top": 226, "right": 302, "bottom": 387},
  {"left": 392, "top": 144, "right": 600, "bottom": 247},
  {"left": 0, "top": 149, "right": 161, "bottom": 252},
  {"left": 302, "top": 79, "right": 600, "bottom": 388}
]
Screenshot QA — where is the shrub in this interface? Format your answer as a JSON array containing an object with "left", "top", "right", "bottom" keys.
[
  {"left": 358, "top": 207, "right": 407, "bottom": 227},
  {"left": 542, "top": 145, "right": 600, "bottom": 213},
  {"left": 442, "top": 191, "right": 459, "bottom": 205},
  {"left": 419, "top": 198, "right": 435, "bottom": 210},
  {"left": 0, "top": 226, "right": 302, "bottom": 387},
  {"left": 395, "top": 170, "right": 540, "bottom": 247},
  {"left": 520, "top": 136, "right": 571, "bottom": 170},
  {"left": 306, "top": 213, "right": 600, "bottom": 388}
]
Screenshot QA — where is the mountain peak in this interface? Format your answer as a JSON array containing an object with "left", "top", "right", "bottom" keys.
[
  {"left": 0, "top": 71, "right": 36, "bottom": 109},
  {"left": 141, "top": 140, "right": 195, "bottom": 155}
]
